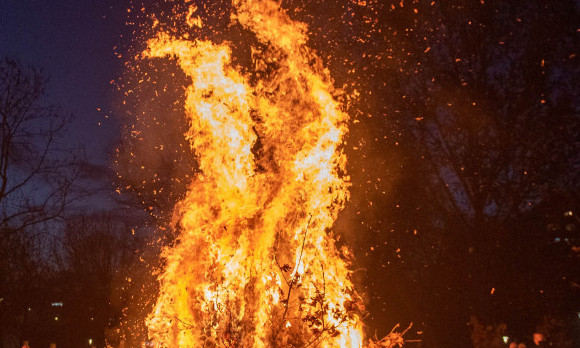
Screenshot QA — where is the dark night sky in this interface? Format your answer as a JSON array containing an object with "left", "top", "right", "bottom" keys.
[{"left": 0, "top": 0, "right": 127, "bottom": 166}]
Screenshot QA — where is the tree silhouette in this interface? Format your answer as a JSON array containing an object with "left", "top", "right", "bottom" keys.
[
  {"left": 0, "top": 57, "right": 85, "bottom": 346},
  {"left": 359, "top": 1, "right": 579, "bottom": 345},
  {"left": 0, "top": 57, "right": 82, "bottom": 234}
]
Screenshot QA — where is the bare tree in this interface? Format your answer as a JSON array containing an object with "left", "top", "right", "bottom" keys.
[
  {"left": 367, "top": 1, "right": 579, "bottom": 346},
  {"left": 0, "top": 57, "right": 82, "bottom": 235},
  {"left": 0, "top": 57, "right": 88, "bottom": 347},
  {"left": 0, "top": 228, "right": 45, "bottom": 346},
  {"left": 51, "top": 213, "right": 141, "bottom": 348}
]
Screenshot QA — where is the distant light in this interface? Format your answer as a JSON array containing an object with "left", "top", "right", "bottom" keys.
[
  {"left": 554, "top": 237, "right": 561, "bottom": 242},
  {"left": 564, "top": 210, "right": 573, "bottom": 217},
  {"left": 88, "top": 339, "right": 93, "bottom": 345},
  {"left": 577, "top": 312, "right": 580, "bottom": 319},
  {"left": 54, "top": 316, "right": 59, "bottom": 321},
  {"left": 51, "top": 302, "right": 63, "bottom": 307},
  {"left": 503, "top": 336, "right": 509, "bottom": 344}
]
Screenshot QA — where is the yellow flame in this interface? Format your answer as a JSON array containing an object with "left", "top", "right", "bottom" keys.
[{"left": 144, "top": 1, "right": 363, "bottom": 347}]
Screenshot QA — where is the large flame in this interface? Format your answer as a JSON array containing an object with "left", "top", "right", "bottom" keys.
[{"left": 144, "top": 1, "right": 363, "bottom": 346}]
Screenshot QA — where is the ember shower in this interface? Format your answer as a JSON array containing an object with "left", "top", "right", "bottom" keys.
[{"left": 143, "top": 0, "right": 364, "bottom": 346}]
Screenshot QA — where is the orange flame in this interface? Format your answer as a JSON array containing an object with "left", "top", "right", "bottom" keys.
[{"left": 144, "top": 1, "right": 363, "bottom": 346}]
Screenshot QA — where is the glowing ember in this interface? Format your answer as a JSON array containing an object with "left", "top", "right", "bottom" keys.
[{"left": 144, "top": 0, "right": 363, "bottom": 346}]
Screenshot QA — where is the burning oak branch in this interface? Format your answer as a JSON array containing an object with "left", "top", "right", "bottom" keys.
[{"left": 141, "top": 0, "right": 368, "bottom": 346}]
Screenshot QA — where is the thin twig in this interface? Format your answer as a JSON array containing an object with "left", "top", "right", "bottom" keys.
[{"left": 281, "top": 216, "right": 312, "bottom": 321}]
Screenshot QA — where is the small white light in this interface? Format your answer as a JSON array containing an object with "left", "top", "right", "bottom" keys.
[
  {"left": 503, "top": 336, "right": 509, "bottom": 344},
  {"left": 88, "top": 339, "right": 93, "bottom": 345},
  {"left": 54, "top": 316, "right": 58, "bottom": 321}
]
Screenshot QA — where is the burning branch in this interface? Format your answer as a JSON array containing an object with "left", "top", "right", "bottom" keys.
[{"left": 368, "top": 323, "right": 415, "bottom": 348}]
